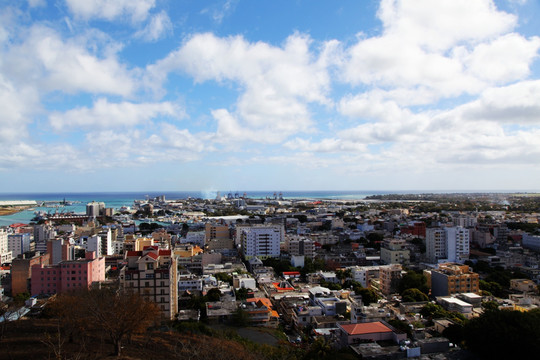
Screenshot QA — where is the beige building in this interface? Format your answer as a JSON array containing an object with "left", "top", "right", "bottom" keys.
[
  {"left": 205, "top": 223, "right": 233, "bottom": 250},
  {"left": 510, "top": 279, "right": 537, "bottom": 293},
  {"left": 286, "top": 236, "right": 315, "bottom": 259},
  {"left": 379, "top": 264, "right": 403, "bottom": 295},
  {"left": 120, "top": 247, "right": 178, "bottom": 320},
  {"left": 380, "top": 239, "right": 410, "bottom": 265}
]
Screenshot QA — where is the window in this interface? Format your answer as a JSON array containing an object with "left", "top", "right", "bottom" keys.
[
  {"left": 146, "top": 263, "right": 154, "bottom": 270},
  {"left": 145, "top": 281, "right": 150, "bottom": 287},
  {"left": 125, "top": 274, "right": 131, "bottom": 280}
]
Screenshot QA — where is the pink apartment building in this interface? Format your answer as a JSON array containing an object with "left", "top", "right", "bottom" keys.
[{"left": 31, "top": 251, "right": 105, "bottom": 296}]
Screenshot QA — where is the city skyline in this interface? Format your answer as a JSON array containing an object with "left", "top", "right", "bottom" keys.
[{"left": 1, "top": 0, "right": 540, "bottom": 192}]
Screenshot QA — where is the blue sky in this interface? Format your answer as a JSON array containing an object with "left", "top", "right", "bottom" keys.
[{"left": 1, "top": 0, "right": 540, "bottom": 192}]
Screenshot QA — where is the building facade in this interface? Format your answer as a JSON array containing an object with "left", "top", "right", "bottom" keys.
[
  {"left": 379, "top": 264, "right": 403, "bottom": 295},
  {"left": 11, "top": 252, "right": 50, "bottom": 296},
  {"left": 8, "top": 233, "right": 31, "bottom": 258},
  {"left": 120, "top": 246, "right": 178, "bottom": 320},
  {"left": 30, "top": 251, "right": 105, "bottom": 296},
  {"left": 240, "top": 225, "right": 283, "bottom": 260},
  {"left": 426, "top": 227, "right": 470, "bottom": 263},
  {"left": 428, "top": 263, "right": 479, "bottom": 297},
  {"left": 380, "top": 239, "right": 410, "bottom": 265},
  {"left": 0, "top": 228, "right": 12, "bottom": 264}
]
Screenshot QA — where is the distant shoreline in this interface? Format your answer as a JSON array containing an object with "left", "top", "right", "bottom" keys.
[{"left": 0, "top": 206, "right": 33, "bottom": 216}]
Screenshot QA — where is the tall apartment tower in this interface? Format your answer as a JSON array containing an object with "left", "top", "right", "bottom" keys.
[
  {"left": 120, "top": 247, "right": 178, "bottom": 320},
  {"left": 240, "top": 225, "right": 283, "bottom": 260},
  {"left": 426, "top": 227, "right": 470, "bottom": 263},
  {"left": 8, "top": 233, "right": 31, "bottom": 258},
  {"left": 426, "top": 228, "right": 446, "bottom": 263},
  {"left": 446, "top": 226, "right": 470, "bottom": 263},
  {"left": 0, "top": 228, "right": 12, "bottom": 264}
]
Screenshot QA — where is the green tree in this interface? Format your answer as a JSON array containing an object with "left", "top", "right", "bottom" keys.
[
  {"left": 442, "top": 323, "right": 464, "bottom": 345},
  {"left": 398, "top": 270, "right": 429, "bottom": 294},
  {"left": 387, "top": 319, "right": 412, "bottom": 337},
  {"left": 336, "top": 268, "right": 352, "bottom": 284},
  {"left": 420, "top": 303, "right": 466, "bottom": 325},
  {"left": 356, "top": 288, "right": 379, "bottom": 306},
  {"left": 304, "top": 337, "right": 333, "bottom": 360},
  {"left": 463, "top": 308, "right": 540, "bottom": 359},
  {"left": 401, "top": 288, "right": 429, "bottom": 302},
  {"left": 235, "top": 287, "right": 249, "bottom": 301},
  {"left": 206, "top": 288, "right": 222, "bottom": 302},
  {"left": 420, "top": 303, "right": 448, "bottom": 321},
  {"left": 215, "top": 272, "right": 233, "bottom": 285}
]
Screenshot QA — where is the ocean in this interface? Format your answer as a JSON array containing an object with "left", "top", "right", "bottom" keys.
[{"left": 0, "top": 190, "right": 392, "bottom": 226}]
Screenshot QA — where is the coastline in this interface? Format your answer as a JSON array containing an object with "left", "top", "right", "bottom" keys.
[
  {"left": 0, "top": 206, "right": 33, "bottom": 216},
  {"left": 0, "top": 190, "right": 539, "bottom": 227}
]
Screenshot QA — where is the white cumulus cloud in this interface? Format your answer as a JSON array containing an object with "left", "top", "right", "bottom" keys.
[
  {"left": 65, "top": 0, "right": 156, "bottom": 22},
  {"left": 49, "top": 98, "right": 182, "bottom": 131}
]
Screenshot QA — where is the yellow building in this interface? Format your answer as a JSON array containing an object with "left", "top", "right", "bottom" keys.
[
  {"left": 173, "top": 244, "right": 204, "bottom": 258},
  {"left": 430, "top": 263, "right": 479, "bottom": 297},
  {"left": 123, "top": 235, "right": 157, "bottom": 252}
]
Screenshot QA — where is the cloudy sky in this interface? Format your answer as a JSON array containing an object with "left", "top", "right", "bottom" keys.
[{"left": 1, "top": 0, "right": 540, "bottom": 193}]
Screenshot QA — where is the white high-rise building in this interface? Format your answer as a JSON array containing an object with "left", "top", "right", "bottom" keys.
[
  {"left": 86, "top": 235, "right": 102, "bottom": 257},
  {"left": 240, "top": 225, "right": 283, "bottom": 259},
  {"left": 0, "top": 228, "right": 12, "bottom": 264},
  {"left": 426, "top": 227, "right": 470, "bottom": 263},
  {"left": 446, "top": 226, "right": 470, "bottom": 263},
  {"left": 98, "top": 228, "right": 113, "bottom": 256}
]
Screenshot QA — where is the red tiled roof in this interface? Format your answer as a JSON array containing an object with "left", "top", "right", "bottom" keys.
[
  {"left": 340, "top": 322, "right": 392, "bottom": 336},
  {"left": 143, "top": 245, "right": 158, "bottom": 251},
  {"left": 9, "top": 223, "right": 27, "bottom": 228},
  {"left": 283, "top": 271, "right": 301, "bottom": 276},
  {"left": 145, "top": 252, "right": 159, "bottom": 260},
  {"left": 247, "top": 298, "right": 272, "bottom": 309},
  {"left": 158, "top": 250, "right": 171, "bottom": 256},
  {"left": 272, "top": 282, "right": 294, "bottom": 291}
]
